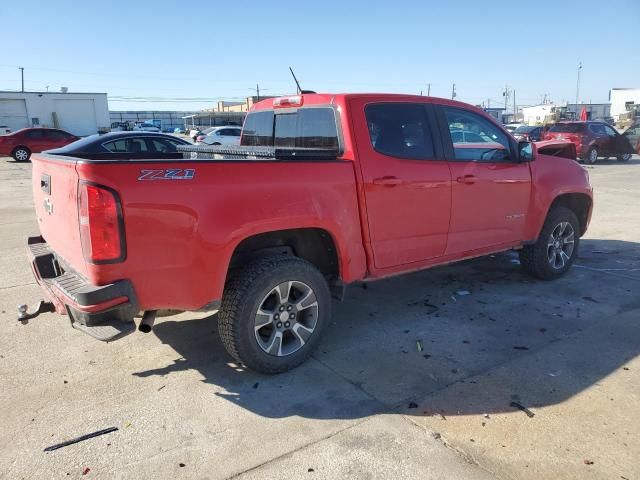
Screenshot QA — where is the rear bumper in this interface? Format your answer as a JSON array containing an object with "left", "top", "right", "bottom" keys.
[{"left": 27, "top": 235, "right": 139, "bottom": 341}]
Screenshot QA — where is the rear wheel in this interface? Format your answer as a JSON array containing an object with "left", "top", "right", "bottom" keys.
[
  {"left": 618, "top": 153, "right": 632, "bottom": 162},
  {"left": 519, "top": 206, "right": 580, "bottom": 280},
  {"left": 12, "top": 147, "right": 31, "bottom": 162},
  {"left": 585, "top": 147, "right": 598, "bottom": 165},
  {"left": 218, "top": 255, "right": 331, "bottom": 374}
]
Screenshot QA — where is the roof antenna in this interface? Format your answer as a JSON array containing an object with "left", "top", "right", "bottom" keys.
[{"left": 289, "top": 67, "right": 316, "bottom": 95}]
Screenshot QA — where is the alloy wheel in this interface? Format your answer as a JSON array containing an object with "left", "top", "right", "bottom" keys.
[
  {"left": 547, "top": 222, "right": 575, "bottom": 270},
  {"left": 254, "top": 281, "right": 319, "bottom": 357}
]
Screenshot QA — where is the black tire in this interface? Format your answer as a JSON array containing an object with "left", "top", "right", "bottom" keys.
[
  {"left": 617, "top": 153, "right": 632, "bottom": 162},
  {"left": 519, "top": 206, "right": 580, "bottom": 280},
  {"left": 218, "top": 255, "right": 331, "bottom": 374},
  {"left": 584, "top": 147, "right": 598, "bottom": 165},
  {"left": 12, "top": 146, "right": 31, "bottom": 162}
]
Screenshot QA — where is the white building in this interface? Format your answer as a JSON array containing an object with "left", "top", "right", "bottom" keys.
[
  {"left": 0, "top": 90, "right": 110, "bottom": 136},
  {"left": 609, "top": 88, "right": 640, "bottom": 120},
  {"left": 521, "top": 104, "right": 556, "bottom": 125}
]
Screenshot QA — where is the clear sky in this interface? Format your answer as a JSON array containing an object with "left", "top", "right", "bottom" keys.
[{"left": 1, "top": 0, "right": 638, "bottom": 111}]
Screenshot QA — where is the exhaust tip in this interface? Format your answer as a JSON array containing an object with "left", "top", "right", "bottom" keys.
[{"left": 138, "top": 310, "right": 158, "bottom": 333}]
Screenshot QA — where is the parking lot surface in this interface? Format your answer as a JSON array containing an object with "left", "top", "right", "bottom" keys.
[{"left": 0, "top": 156, "right": 638, "bottom": 479}]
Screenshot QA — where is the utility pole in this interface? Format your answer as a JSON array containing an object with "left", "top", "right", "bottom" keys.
[
  {"left": 503, "top": 85, "right": 511, "bottom": 111},
  {"left": 256, "top": 83, "right": 260, "bottom": 101},
  {"left": 427, "top": 83, "right": 431, "bottom": 96},
  {"left": 575, "top": 61, "right": 582, "bottom": 111},
  {"left": 19, "top": 67, "right": 24, "bottom": 92},
  {"left": 451, "top": 83, "right": 456, "bottom": 100},
  {"left": 487, "top": 98, "right": 491, "bottom": 108},
  {"left": 513, "top": 90, "right": 516, "bottom": 120}
]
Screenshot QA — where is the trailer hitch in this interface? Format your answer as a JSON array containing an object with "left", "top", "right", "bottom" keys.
[{"left": 17, "top": 301, "right": 55, "bottom": 324}]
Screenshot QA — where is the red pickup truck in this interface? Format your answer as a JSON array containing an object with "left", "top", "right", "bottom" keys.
[{"left": 25, "top": 93, "right": 593, "bottom": 373}]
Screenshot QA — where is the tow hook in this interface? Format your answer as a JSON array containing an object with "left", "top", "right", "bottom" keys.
[{"left": 17, "top": 301, "right": 55, "bottom": 324}]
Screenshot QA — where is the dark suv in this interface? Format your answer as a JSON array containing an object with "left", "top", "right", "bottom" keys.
[{"left": 544, "top": 121, "right": 635, "bottom": 164}]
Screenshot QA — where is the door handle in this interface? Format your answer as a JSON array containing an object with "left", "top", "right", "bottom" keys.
[
  {"left": 373, "top": 176, "right": 403, "bottom": 186},
  {"left": 456, "top": 175, "right": 477, "bottom": 184}
]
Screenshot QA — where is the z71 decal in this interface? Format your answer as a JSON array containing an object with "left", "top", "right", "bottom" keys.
[{"left": 138, "top": 169, "right": 195, "bottom": 181}]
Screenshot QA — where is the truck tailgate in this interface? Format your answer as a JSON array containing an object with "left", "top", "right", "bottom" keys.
[{"left": 31, "top": 154, "right": 86, "bottom": 277}]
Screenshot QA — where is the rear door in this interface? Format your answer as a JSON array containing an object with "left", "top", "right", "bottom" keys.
[
  {"left": 350, "top": 99, "right": 452, "bottom": 269},
  {"left": 436, "top": 104, "right": 531, "bottom": 254},
  {"left": 588, "top": 123, "right": 610, "bottom": 155}
]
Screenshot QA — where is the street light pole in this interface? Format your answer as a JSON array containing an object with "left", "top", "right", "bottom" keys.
[
  {"left": 19, "top": 67, "right": 24, "bottom": 92},
  {"left": 575, "top": 62, "right": 582, "bottom": 115}
]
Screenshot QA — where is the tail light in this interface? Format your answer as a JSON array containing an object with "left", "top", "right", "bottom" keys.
[
  {"left": 196, "top": 135, "right": 205, "bottom": 142},
  {"left": 78, "top": 183, "right": 125, "bottom": 263}
]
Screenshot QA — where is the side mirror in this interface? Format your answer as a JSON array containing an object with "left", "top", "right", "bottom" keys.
[{"left": 518, "top": 140, "right": 535, "bottom": 162}]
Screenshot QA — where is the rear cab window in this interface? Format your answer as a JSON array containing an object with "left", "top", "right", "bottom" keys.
[{"left": 241, "top": 107, "right": 340, "bottom": 157}]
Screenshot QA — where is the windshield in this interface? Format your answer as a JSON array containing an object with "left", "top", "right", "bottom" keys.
[
  {"left": 515, "top": 126, "right": 536, "bottom": 133},
  {"left": 549, "top": 123, "right": 585, "bottom": 133}
]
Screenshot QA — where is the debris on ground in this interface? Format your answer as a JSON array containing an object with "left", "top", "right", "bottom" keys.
[
  {"left": 510, "top": 401, "right": 535, "bottom": 418},
  {"left": 539, "top": 327, "right": 547, "bottom": 333},
  {"left": 43, "top": 427, "right": 118, "bottom": 452},
  {"left": 179, "top": 463, "right": 186, "bottom": 467},
  {"left": 416, "top": 340, "right": 423, "bottom": 352},
  {"left": 308, "top": 468, "right": 315, "bottom": 472},
  {"left": 548, "top": 371, "right": 562, "bottom": 377},
  {"left": 456, "top": 290, "right": 471, "bottom": 296},
  {"left": 583, "top": 459, "right": 594, "bottom": 465},
  {"left": 432, "top": 432, "right": 441, "bottom": 440},
  {"left": 513, "top": 346, "right": 529, "bottom": 350},
  {"left": 408, "top": 402, "right": 418, "bottom": 409},
  {"left": 582, "top": 296, "right": 600, "bottom": 303},
  {"left": 253, "top": 382, "right": 259, "bottom": 389},
  {"left": 483, "top": 413, "right": 490, "bottom": 418},
  {"left": 82, "top": 467, "right": 90, "bottom": 475},
  {"left": 450, "top": 295, "right": 457, "bottom": 303},
  {"left": 423, "top": 354, "right": 431, "bottom": 359},
  {"left": 157, "top": 385, "right": 166, "bottom": 391}
]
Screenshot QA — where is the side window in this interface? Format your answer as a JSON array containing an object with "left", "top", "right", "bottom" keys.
[
  {"left": 46, "top": 130, "right": 68, "bottom": 140},
  {"left": 589, "top": 124, "right": 605, "bottom": 135},
  {"left": 604, "top": 125, "right": 618, "bottom": 137},
  {"left": 442, "top": 107, "right": 512, "bottom": 162},
  {"left": 26, "top": 129, "right": 44, "bottom": 139},
  {"left": 151, "top": 138, "right": 177, "bottom": 153},
  {"left": 364, "top": 103, "right": 435, "bottom": 159},
  {"left": 103, "top": 139, "right": 128, "bottom": 152}
]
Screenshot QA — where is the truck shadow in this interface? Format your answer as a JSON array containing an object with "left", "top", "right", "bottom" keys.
[{"left": 133, "top": 238, "right": 640, "bottom": 420}]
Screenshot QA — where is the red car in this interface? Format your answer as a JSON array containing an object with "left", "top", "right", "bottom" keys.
[
  {"left": 544, "top": 121, "right": 635, "bottom": 164},
  {"left": 24, "top": 93, "right": 593, "bottom": 373},
  {"left": 0, "top": 128, "right": 79, "bottom": 162}
]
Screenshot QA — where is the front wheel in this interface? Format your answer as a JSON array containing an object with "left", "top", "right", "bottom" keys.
[
  {"left": 218, "top": 255, "right": 331, "bottom": 374},
  {"left": 617, "top": 153, "right": 632, "bottom": 162},
  {"left": 519, "top": 206, "right": 580, "bottom": 280}
]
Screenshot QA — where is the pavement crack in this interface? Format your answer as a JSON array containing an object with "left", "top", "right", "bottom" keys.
[{"left": 224, "top": 419, "right": 370, "bottom": 479}]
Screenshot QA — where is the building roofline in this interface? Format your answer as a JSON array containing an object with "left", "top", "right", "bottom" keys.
[{"left": 0, "top": 90, "right": 107, "bottom": 95}]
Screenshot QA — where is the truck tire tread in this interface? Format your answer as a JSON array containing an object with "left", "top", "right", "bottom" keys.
[
  {"left": 218, "top": 255, "right": 330, "bottom": 374},
  {"left": 519, "top": 206, "right": 580, "bottom": 280}
]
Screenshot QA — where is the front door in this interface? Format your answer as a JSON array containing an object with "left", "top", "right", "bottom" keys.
[
  {"left": 350, "top": 99, "right": 452, "bottom": 269},
  {"left": 437, "top": 105, "right": 532, "bottom": 255}
]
